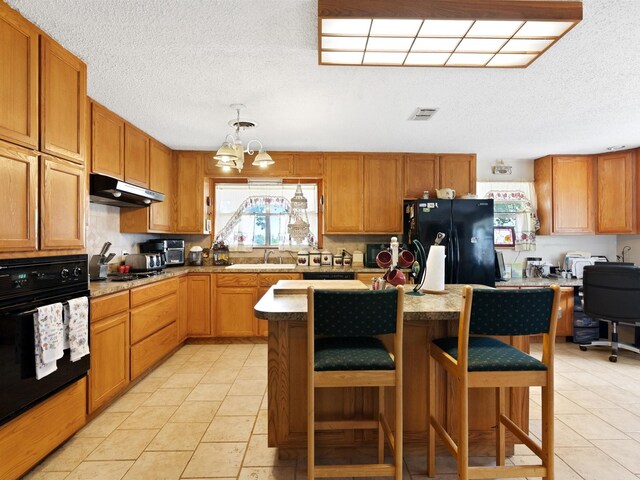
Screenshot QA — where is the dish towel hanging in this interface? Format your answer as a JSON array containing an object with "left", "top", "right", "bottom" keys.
[
  {"left": 65, "top": 296, "right": 90, "bottom": 362},
  {"left": 34, "top": 303, "right": 65, "bottom": 379}
]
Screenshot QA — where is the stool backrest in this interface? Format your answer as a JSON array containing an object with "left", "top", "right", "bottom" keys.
[
  {"left": 583, "top": 264, "right": 640, "bottom": 322},
  {"left": 469, "top": 288, "right": 556, "bottom": 336},
  {"left": 313, "top": 288, "right": 400, "bottom": 336}
]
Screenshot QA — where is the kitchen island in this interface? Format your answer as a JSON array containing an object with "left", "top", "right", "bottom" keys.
[{"left": 255, "top": 282, "right": 531, "bottom": 457}]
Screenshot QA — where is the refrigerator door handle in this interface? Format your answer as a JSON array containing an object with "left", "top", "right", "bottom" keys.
[
  {"left": 453, "top": 227, "right": 460, "bottom": 283},
  {"left": 446, "top": 230, "right": 454, "bottom": 284}
]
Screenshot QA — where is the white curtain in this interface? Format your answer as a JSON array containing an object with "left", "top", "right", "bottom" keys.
[{"left": 477, "top": 182, "right": 540, "bottom": 252}]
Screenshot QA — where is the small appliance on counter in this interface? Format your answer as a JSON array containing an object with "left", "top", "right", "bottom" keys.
[
  {"left": 189, "top": 246, "right": 203, "bottom": 266},
  {"left": 89, "top": 242, "right": 115, "bottom": 281},
  {"left": 125, "top": 253, "right": 166, "bottom": 272},
  {"left": 140, "top": 239, "right": 185, "bottom": 266}
]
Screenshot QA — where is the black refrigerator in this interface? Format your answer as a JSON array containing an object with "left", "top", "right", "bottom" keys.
[{"left": 407, "top": 199, "right": 495, "bottom": 287}]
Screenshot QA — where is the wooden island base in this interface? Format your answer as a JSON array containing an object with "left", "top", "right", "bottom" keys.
[{"left": 267, "top": 317, "right": 530, "bottom": 458}]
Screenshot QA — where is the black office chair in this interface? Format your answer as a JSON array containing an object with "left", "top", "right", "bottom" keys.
[{"left": 580, "top": 264, "right": 640, "bottom": 362}]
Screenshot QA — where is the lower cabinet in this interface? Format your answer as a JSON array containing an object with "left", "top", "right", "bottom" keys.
[
  {"left": 187, "top": 274, "right": 212, "bottom": 336},
  {"left": 129, "top": 278, "right": 179, "bottom": 380},
  {"left": 178, "top": 276, "right": 188, "bottom": 342},
  {"left": 216, "top": 274, "right": 258, "bottom": 337},
  {"left": 88, "top": 291, "right": 130, "bottom": 414}
]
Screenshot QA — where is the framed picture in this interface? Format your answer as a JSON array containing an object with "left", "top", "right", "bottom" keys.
[{"left": 494, "top": 226, "right": 515, "bottom": 247}]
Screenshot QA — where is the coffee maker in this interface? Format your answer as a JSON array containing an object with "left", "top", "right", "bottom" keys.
[{"left": 140, "top": 239, "right": 185, "bottom": 267}]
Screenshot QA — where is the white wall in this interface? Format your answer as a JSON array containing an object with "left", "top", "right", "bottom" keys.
[{"left": 616, "top": 236, "right": 640, "bottom": 264}]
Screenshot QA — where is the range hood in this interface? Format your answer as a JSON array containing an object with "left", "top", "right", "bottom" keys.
[{"left": 89, "top": 174, "right": 165, "bottom": 207}]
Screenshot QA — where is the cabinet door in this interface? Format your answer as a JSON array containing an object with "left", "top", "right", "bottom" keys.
[
  {"left": 324, "top": 153, "right": 363, "bottom": 233},
  {"left": 292, "top": 152, "right": 323, "bottom": 177},
  {"left": 91, "top": 101, "right": 124, "bottom": 179},
  {"left": 363, "top": 153, "right": 403, "bottom": 233},
  {"left": 438, "top": 154, "right": 476, "bottom": 197},
  {"left": 0, "top": 141, "right": 38, "bottom": 253},
  {"left": 187, "top": 274, "right": 211, "bottom": 336},
  {"left": 40, "top": 38, "right": 86, "bottom": 164},
  {"left": 124, "top": 124, "right": 150, "bottom": 187},
  {"left": 557, "top": 287, "right": 574, "bottom": 337},
  {"left": 89, "top": 312, "right": 129, "bottom": 413},
  {"left": 40, "top": 156, "right": 85, "bottom": 250},
  {"left": 0, "top": 8, "right": 38, "bottom": 148},
  {"left": 175, "top": 151, "right": 205, "bottom": 233},
  {"left": 403, "top": 154, "right": 438, "bottom": 199},
  {"left": 597, "top": 151, "right": 635, "bottom": 234},
  {"left": 215, "top": 287, "right": 257, "bottom": 337},
  {"left": 552, "top": 156, "right": 595, "bottom": 234},
  {"left": 178, "top": 276, "right": 188, "bottom": 342},
  {"left": 149, "top": 140, "right": 173, "bottom": 232},
  {"left": 256, "top": 273, "right": 301, "bottom": 336}
]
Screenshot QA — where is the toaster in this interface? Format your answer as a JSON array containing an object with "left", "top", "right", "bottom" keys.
[{"left": 125, "top": 253, "right": 165, "bottom": 272}]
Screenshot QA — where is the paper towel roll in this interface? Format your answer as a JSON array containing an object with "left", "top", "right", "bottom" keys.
[{"left": 424, "top": 245, "right": 446, "bottom": 292}]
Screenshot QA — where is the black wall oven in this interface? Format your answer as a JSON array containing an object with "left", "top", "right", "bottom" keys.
[{"left": 0, "top": 255, "right": 90, "bottom": 426}]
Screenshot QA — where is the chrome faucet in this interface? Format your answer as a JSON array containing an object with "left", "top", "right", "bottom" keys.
[{"left": 263, "top": 250, "right": 275, "bottom": 264}]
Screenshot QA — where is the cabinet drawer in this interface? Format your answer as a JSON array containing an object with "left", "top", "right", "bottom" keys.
[
  {"left": 217, "top": 273, "right": 258, "bottom": 287},
  {"left": 130, "top": 321, "right": 177, "bottom": 380},
  {"left": 130, "top": 293, "right": 177, "bottom": 344},
  {"left": 130, "top": 277, "right": 178, "bottom": 307},
  {"left": 258, "top": 273, "right": 302, "bottom": 287},
  {"left": 91, "top": 291, "right": 129, "bottom": 322}
]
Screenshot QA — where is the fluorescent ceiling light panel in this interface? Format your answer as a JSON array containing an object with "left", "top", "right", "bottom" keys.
[
  {"left": 412, "top": 37, "right": 460, "bottom": 52},
  {"left": 370, "top": 19, "right": 422, "bottom": 36},
  {"left": 318, "top": 0, "right": 582, "bottom": 67},
  {"left": 366, "top": 37, "right": 414, "bottom": 51}
]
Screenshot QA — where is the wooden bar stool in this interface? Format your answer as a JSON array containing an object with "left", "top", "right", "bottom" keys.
[
  {"left": 307, "top": 286, "right": 404, "bottom": 479},
  {"left": 427, "top": 285, "right": 561, "bottom": 480}
]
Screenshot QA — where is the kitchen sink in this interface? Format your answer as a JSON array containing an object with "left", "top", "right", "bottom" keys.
[{"left": 225, "top": 263, "right": 297, "bottom": 270}]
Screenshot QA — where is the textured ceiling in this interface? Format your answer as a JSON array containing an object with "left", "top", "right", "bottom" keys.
[{"left": 6, "top": 0, "right": 640, "bottom": 178}]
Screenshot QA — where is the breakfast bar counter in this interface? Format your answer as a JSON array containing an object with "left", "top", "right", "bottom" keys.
[{"left": 255, "top": 283, "right": 529, "bottom": 456}]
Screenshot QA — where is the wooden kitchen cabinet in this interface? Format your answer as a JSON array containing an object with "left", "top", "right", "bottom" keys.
[
  {"left": 324, "top": 153, "right": 364, "bottom": 233},
  {"left": 88, "top": 292, "right": 130, "bottom": 413},
  {"left": 130, "top": 278, "right": 179, "bottom": 379},
  {"left": 438, "top": 154, "right": 476, "bottom": 197},
  {"left": 557, "top": 287, "right": 575, "bottom": 337},
  {"left": 124, "top": 123, "right": 150, "bottom": 187},
  {"left": 292, "top": 152, "right": 323, "bottom": 177},
  {"left": 175, "top": 151, "right": 207, "bottom": 233},
  {"left": 120, "top": 139, "right": 174, "bottom": 233},
  {"left": 40, "top": 155, "right": 86, "bottom": 250},
  {"left": 187, "top": 274, "right": 212, "bottom": 336},
  {"left": 40, "top": 37, "right": 86, "bottom": 165},
  {"left": 403, "top": 154, "right": 438, "bottom": 199},
  {"left": 597, "top": 151, "right": 636, "bottom": 234},
  {"left": 215, "top": 274, "right": 258, "bottom": 337},
  {"left": 90, "top": 100, "right": 125, "bottom": 179},
  {"left": 178, "top": 276, "right": 188, "bottom": 342},
  {"left": 363, "top": 153, "right": 403, "bottom": 233},
  {"left": 0, "top": 140, "right": 38, "bottom": 253},
  {"left": 256, "top": 273, "right": 302, "bottom": 336},
  {"left": 0, "top": 6, "right": 38, "bottom": 148},
  {"left": 535, "top": 155, "right": 595, "bottom": 235}
]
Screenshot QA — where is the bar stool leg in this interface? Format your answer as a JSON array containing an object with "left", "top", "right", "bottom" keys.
[
  {"left": 496, "top": 386, "right": 506, "bottom": 466},
  {"left": 378, "top": 386, "right": 385, "bottom": 464},
  {"left": 457, "top": 375, "right": 469, "bottom": 480},
  {"left": 542, "top": 383, "right": 554, "bottom": 480}
]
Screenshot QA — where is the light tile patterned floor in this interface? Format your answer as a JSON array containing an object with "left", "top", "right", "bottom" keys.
[{"left": 24, "top": 342, "right": 640, "bottom": 479}]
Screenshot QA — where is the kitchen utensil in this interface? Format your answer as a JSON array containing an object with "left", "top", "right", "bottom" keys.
[
  {"left": 352, "top": 250, "right": 364, "bottom": 267},
  {"left": 309, "top": 249, "right": 321, "bottom": 267},
  {"left": 375, "top": 250, "right": 393, "bottom": 269},
  {"left": 297, "top": 251, "right": 309, "bottom": 266},
  {"left": 385, "top": 268, "right": 406, "bottom": 286},
  {"left": 98, "top": 241, "right": 111, "bottom": 257},
  {"left": 321, "top": 250, "right": 333, "bottom": 266},
  {"left": 397, "top": 249, "right": 415, "bottom": 268},
  {"left": 436, "top": 188, "right": 456, "bottom": 199},
  {"left": 104, "top": 253, "right": 116, "bottom": 263}
]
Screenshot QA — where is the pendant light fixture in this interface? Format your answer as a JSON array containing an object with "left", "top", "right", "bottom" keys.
[
  {"left": 288, "top": 184, "right": 311, "bottom": 245},
  {"left": 214, "top": 104, "right": 274, "bottom": 173}
]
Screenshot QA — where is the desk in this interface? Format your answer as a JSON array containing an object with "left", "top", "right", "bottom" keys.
[{"left": 255, "top": 283, "right": 530, "bottom": 456}]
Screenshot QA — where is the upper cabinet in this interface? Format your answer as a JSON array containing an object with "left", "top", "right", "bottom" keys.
[
  {"left": 404, "top": 154, "right": 438, "bottom": 199},
  {"left": 124, "top": 124, "right": 150, "bottom": 188},
  {"left": 175, "top": 151, "right": 209, "bottom": 234},
  {"left": 0, "top": 7, "right": 38, "bottom": 148},
  {"left": 438, "top": 154, "right": 476, "bottom": 197},
  {"left": 292, "top": 152, "right": 324, "bottom": 177},
  {"left": 363, "top": 154, "right": 403, "bottom": 233},
  {"left": 204, "top": 151, "right": 324, "bottom": 178},
  {"left": 324, "top": 153, "right": 364, "bottom": 233},
  {"left": 596, "top": 150, "right": 636, "bottom": 234},
  {"left": 40, "top": 37, "right": 87, "bottom": 165},
  {"left": 535, "top": 155, "right": 595, "bottom": 235},
  {"left": 91, "top": 100, "right": 125, "bottom": 179}
]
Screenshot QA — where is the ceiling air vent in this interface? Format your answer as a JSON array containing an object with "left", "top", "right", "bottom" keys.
[{"left": 410, "top": 107, "right": 438, "bottom": 121}]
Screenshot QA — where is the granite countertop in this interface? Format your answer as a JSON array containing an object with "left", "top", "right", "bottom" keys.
[
  {"left": 254, "top": 283, "right": 469, "bottom": 322},
  {"left": 89, "top": 265, "right": 391, "bottom": 298},
  {"left": 497, "top": 276, "right": 582, "bottom": 288}
]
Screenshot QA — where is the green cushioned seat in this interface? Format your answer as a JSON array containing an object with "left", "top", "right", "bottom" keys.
[
  {"left": 433, "top": 336, "right": 547, "bottom": 371},
  {"left": 314, "top": 337, "right": 395, "bottom": 371}
]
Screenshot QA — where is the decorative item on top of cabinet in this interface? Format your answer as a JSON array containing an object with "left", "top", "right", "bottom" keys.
[
  {"left": 534, "top": 155, "right": 595, "bottom": 235},
  {"left": 403, "top": 154, "right": 438, "bottom": 199},
  {"left": 90, "top": 100, "right": 125, "bottom": 179},
  {"left": 597, "top": 150, "right": 636, "bottom": 234},
  {"left": 187, "top": 274, "right": 212, "bottom": 337},
  {"left": 40, "top": 37, "right": 87, "bottom": 165},
  {"left": 40, "top": 155, "right": 86, "bottom": 250},
  {"left": 124, "top": 123, "right": 150, "bottom": 188},
  {"left": 0, "top": 140, "right": 38, "bottom": 253},
  {"left": 88, "top": 291, "right": 129, "bottom": 413},
  {"left": 438, "top": 154, "right": 476, "bottom": 197},
  {"left": 0, "top": 4, "right": 39, "bottom": 149},
  {"left": 175, "top": 151, "right": 207, "bottom": 233}
]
